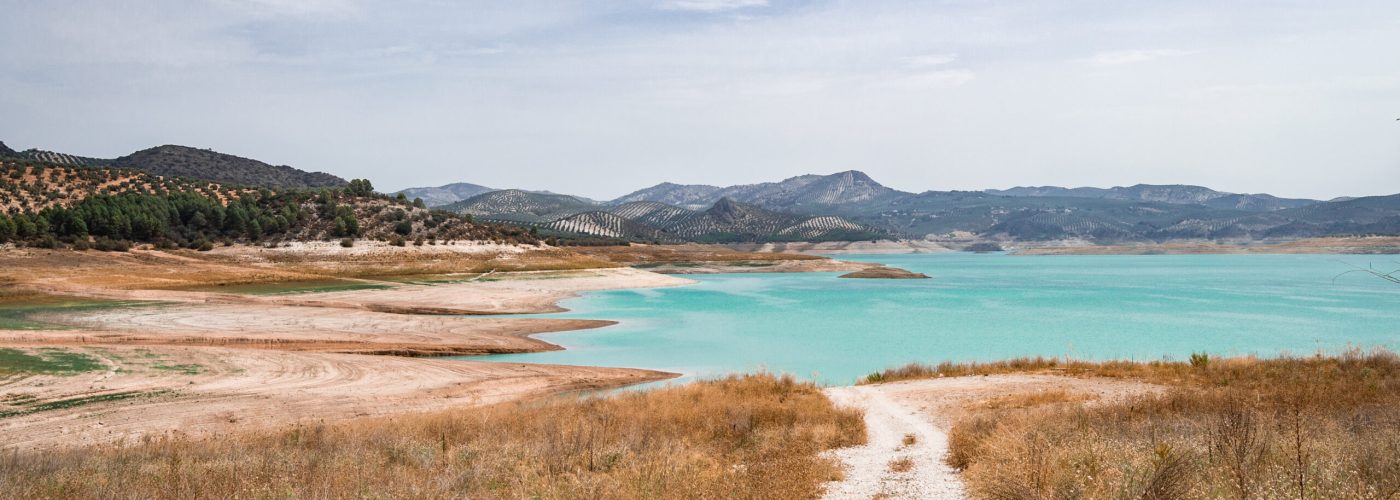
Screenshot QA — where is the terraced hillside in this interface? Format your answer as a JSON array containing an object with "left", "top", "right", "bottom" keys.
[
  {"left": 11, "top": 149, "right": 113, "bottom": 167},
  {"left": 0, "top": 160, "right": 252, "bottom": 214},
  {"left": 443, "top": 189, "right": 596, "bottom": 223},
  {"left": 0, "top": 140, "right": 345, "bottom": 190},
  {"left": 531, "top": 211, "right": 678, "bottom": 242},
  {"left": 607, "top": 201, "right": 696, "bottom": 228},
  {"left": 666, "top": 198, "right": 884, "bottom": 242},
  {"left": 0, "top": 160, "right": 534, "bottom": 248}
]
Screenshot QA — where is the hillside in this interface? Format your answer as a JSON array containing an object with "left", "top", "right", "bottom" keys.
[
  {"left": 610, "top": 182, "right": 724, "bottom": 209},
  {"left": 985, "top": 184, "right": 1317, "bottom": 211},
  {"left": 613, "top": 171, "right": 904, "bottom": 213},
  {"left": 0, "top": 159, "right": 533, "bottom": 249},
  {"left": 443, "top": 189, "right": 597, "bottom": 223},
  {"left": 666, "top": 198, "right": 884, "bottom": 242},
  {"left": 394, "top": 182, "right": 494, "bottom": 207},
  {"left": 113, "top": 145, "right": 346, "bottom": 189}
]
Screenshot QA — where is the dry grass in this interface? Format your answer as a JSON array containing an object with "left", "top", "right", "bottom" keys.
[
  {"left": 0, "top": 373, "right": 865, "bottom": 499},
  {"left": 917, "top": 349, "right": 1400, "bottom": 499},
  {"left": 888, "top": 457, "right": 914, "bottom": 473}
]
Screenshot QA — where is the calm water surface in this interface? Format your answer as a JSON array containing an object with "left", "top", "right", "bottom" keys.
[{"left": 475, "top": 254, "right": 1400, "bottom": 385}]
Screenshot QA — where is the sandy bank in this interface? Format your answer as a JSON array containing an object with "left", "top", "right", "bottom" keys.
[{"left": 0, "top": 345, "right": 673, "bottom": 452}]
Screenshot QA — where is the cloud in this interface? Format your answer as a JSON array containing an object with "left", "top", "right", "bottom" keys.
[
  {"left": 661, "top": 0, "right": 767, "bottom": 13},
  {"left": 904, "top": 53, "right": 958, "bottom": 67},
  {"left": 1082, "top": 49, "right": 1193, "bottom": 66}
]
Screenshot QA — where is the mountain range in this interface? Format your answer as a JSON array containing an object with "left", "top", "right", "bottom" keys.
[
  {"left": 407, "top": 171, "right": 1400, "bottom": 243},
  {"left": 5, "top": 138, "right": 1397, "bottom": 244}
]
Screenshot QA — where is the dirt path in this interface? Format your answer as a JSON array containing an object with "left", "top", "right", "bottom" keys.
[
  {"left": 821, "top": 375, "right": 1162, "bottom": 499},
  {"left": 822, "top": 386, "right": 966, "bottom": 499}
]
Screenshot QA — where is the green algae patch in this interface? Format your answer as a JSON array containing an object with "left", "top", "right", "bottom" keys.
[
  {"left": 0, "top": 289, "right": 156, "bottom": 330},
  {"left": 0, "top": 348, "right": 104, "bottom": 376},
  {"left": 0, "top": 390, "right": 173, "bottom": 419}
]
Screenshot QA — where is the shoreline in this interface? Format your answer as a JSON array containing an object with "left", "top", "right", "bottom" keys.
[{"left": 0, "top": 246, "right": 857, "bottom": 451}]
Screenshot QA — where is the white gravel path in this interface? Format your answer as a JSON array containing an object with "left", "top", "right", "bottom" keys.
[{"left": 821, "top": 385, "right": 967, "bottom": 499}]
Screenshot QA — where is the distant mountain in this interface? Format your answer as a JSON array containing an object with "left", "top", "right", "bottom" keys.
[
  {"left": 442, "top": 189, "right": 597, "bottom": 223},
  {"left": 113, "top": 145, "right": 346, "bottom": 189},
  {"left": 985, "top": 184, "right": 1317, "bottom": 212},
  {"left": 395, "top": 182, "right": 495, "bottom": 207},
  {"left": 614, "top": 170, "right": 906, "bottom": 213},
  {"left": 610, "top": 182, "right": 724, "bottom": 209},
  {"left": 440, "top": 188, "right": 882, "bottom": 243}
]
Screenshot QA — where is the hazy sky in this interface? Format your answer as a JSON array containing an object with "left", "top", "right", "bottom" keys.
[{"left": 2, "top": 0, "right": 1398, "bottom": 200}]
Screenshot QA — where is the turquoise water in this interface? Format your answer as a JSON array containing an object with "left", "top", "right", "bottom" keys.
[{"left": 475, "top": 254, "right": 1400, "bottom": 385}]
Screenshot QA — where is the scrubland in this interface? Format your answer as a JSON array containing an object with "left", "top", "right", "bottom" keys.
[
  {"left": 0, "top": 373, "right": 864, "bottom": 499},
  {"left": 865, "top": 350, "right": 1400, "bottom": 499}
]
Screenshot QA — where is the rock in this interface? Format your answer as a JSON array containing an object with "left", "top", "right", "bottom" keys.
[{"left": 838, "top": 267, "right": 930, "bottom": 279}]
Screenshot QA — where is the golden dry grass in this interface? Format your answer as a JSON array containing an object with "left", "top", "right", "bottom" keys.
[
  {"left": 0, "top": 373, "right": 865, "bottom": 499},
  {"left": 887, "top": 350, "right": 1400, "bottom": 499}
]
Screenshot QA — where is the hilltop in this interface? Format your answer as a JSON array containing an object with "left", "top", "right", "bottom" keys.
[
  {"left": 0, "top": 159, "right": 533, "bottom": 249},
  {"left": 0, "top": 141, "right": 346, "bottom": 190}
]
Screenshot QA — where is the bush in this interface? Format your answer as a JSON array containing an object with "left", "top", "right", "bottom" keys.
[
  {"left": 388, "top": 235, "right": 406, "bottom": 247},
  {"left": 94, "top": 238, "right": 131, "bottom": 252},
  {"left": 340, "top": 238, "right": 354, "bottom": 248}
]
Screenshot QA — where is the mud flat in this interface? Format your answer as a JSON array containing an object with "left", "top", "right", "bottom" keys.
[{"left": 0, "top": 345, "right": 671, "bottom": 452}]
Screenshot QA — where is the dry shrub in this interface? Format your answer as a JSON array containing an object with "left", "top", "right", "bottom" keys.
[
  {"left": 943, "top": 349, "right": 1400, "bottom": 499},
  {"left": 888, "top": 457, "right": 914, "bottom": 473},
  {"left": 0, "top": 373, "right": 864, "bottom": 499}
]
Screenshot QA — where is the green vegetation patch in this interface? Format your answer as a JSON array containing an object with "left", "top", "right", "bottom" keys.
[
  {"left": 0, "top": 348, "right": 104, "bottom": 376},
  {"left": 0, "top": 390, "right": 172, "bottom": 419},
  {"left": 0, "top": 290, "right": 156, "bottom": 330},
  {"left": 150, "top": 362, "right": 204, "bottom": 375}
]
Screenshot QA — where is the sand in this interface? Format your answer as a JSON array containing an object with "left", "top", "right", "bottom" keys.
[
  {"left": 0, "top": 345, "right": 671, "bottom": 452},
  {"left": 1, "top": 251, "right": 704, "bottom": 451}
]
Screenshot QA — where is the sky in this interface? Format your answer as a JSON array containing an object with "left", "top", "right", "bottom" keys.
[{"left": 1, "top": 0, "right": 1398, "bottom": 200}]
